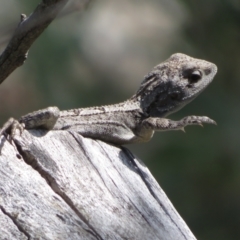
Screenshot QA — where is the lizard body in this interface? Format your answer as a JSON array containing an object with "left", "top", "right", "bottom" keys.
[{"left": 1, "top": 53, "right": 217, "bottom": 145}]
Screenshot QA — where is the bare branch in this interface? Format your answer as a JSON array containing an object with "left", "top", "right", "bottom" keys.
[
  {"left": 0, "top": 0, "right": 91, "bottom": 49},
  {"left": 0, "top": 0, "right": 86, "bottom": 84}
]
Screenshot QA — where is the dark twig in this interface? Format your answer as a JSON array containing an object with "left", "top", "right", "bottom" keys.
[
  {"left": 0, "top": 0, "right": 91, "bottom": 49},
  {"left": 0, "top": 0, "right": 71, "bottom": 84}
]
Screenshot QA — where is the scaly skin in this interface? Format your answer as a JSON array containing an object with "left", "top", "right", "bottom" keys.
[{"left": 1, "top": 53, "right": 217, "bottom": 145}]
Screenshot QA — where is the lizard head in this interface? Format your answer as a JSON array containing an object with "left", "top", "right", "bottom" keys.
[{"left": 134, "top": 53, "right": 217, "bottom": 117}]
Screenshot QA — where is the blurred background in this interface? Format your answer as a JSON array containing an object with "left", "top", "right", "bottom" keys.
[{"left": 0, "top": 0, "right": 239, "bottom": 239}]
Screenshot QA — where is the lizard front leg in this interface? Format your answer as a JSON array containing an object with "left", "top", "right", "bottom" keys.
[{"left": 142, "top": 116, "right": 216, "bottom": 132}]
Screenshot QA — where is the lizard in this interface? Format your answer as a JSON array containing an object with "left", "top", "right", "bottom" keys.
[{"left": 0, "top": 53, "right": 217, "bottom": 145}]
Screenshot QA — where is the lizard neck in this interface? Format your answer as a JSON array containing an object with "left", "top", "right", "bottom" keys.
[{"left": 109, "top": 99, "right": 141, "bottom": 112}]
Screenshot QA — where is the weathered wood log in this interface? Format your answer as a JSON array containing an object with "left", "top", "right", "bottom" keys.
[{"left": 0, "top": 130, "right": 196, "bottom": 240}]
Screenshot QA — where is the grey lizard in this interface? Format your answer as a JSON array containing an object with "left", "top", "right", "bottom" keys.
[{"left": 0, "top": 53, "right": 217, "bottom": 145}]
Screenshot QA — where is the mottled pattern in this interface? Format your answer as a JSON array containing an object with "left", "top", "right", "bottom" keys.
[{"left": 1, "top": 53, "right": 217, "bottom": 145}]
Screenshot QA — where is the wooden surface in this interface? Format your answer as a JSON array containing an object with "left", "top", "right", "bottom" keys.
[{"left": 0, "top": 130, "right": 196, "bottom": 240}]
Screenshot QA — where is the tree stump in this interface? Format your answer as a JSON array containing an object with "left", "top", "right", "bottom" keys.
[{"left": 0, "top": 130, "right": 196, "bottom": 239}]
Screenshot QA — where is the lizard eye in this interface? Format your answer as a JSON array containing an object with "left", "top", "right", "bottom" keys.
[{"left": 188, "top": 70, "right": 202, "bottom": 83}]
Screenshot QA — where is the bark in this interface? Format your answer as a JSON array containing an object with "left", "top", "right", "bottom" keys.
[{"left": 0, "top": 130, "right": 196, "bottom": 240}]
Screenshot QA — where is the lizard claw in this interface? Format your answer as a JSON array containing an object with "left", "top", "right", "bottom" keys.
[
  {"left": 0, "top": 118, "right": 25, "bottom": 141},
  {"left": 181, "top": 127, "right": 186, "bottom": 133},
  {"left": 212, "top": 120, "right": 217, "bottom": 125}
]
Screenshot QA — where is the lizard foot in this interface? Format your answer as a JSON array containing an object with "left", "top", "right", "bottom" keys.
[
  {"left": 181, "top": 116, "right": 216, "bottom": 128},
  {"left": 0, "top": 118, "right": 25, "bottom": 141}
]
